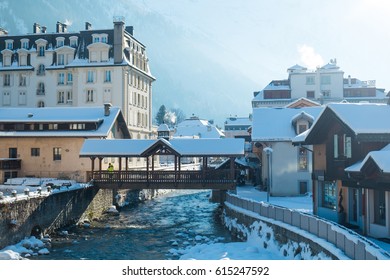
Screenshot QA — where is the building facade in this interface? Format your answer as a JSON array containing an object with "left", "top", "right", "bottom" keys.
[
  {"left": 252, "top": 106, "right": 322, "bottom": 196},
  {"left": 252, "top": 60, "right": 388, "bottom": 108},
  {"left": 0, "top": 19, "right": 155, "bottom": 147},
  {"left": 0, "top": 105, "right": 130, "bottom": 183},
  {"left": 294, "top": 103, "right": 390, "bottom": 238}
]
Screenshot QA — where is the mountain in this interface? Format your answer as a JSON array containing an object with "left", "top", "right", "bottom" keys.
[{"left": 0, "top": 0, "right": 259, "bottom": 126}]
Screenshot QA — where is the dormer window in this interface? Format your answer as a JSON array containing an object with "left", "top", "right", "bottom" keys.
[
  {"left": 291, "top": 111, "right": 314, "bottom": 135},
  {"left": 21, "top": 39, "right": 29, "bottom": 50},
  {"left": 69, "top": 36, "right": 78, "bottom": 48},
  {"left": 57, "top": 53, "right": 65, "bottom": 65},
  {"left": 56, "top": 37, "right": 65, "bottom": 48},
  {"left": 5, "top": 39, "right": 13, "bottom": 50}
]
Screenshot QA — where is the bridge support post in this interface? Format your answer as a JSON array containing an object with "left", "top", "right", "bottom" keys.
[{"left": 210, "top": 190, "right": 227, "bottom": 204}]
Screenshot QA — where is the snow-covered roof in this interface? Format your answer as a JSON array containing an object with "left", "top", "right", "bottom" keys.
[
  {"left": 251, "top": 107, "right": 323, "bottom": 141},
  {"left": 345, "top": 144, "right": 390, "bottom": 173},
  {"left": 320, "top": 63, "right": 340, "bottom": 71},
  {"left": 157, "top": 123, "right": 170, "bottom": 132},
  {"left": 327, "top": 103, "right": 390, "bottom": 134},
  {"left": 80, "top": 138, "right": 245, "bottom": 157},
  {"left": 286, "top": 97, "right": 321, "bottom": 108},
  {"left": 174, "top": 117, "right": 224, "bottom": 138},
  {"left": 0, "top": 106, "right": 125, "bottom": 137},
  {"left": 287, "top": 64, "right": 307, "bottom": 71},
  {"left": 224, "top": 117, "right": 252, "bottom": 127}
]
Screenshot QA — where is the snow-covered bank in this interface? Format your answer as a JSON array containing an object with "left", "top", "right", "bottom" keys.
[{"left": 171, "top": 217, "right": 331, "bottom": 260}]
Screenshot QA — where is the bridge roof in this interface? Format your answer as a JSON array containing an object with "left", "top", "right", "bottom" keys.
[{"left": 79, "top": 138, "right": 245, "bottom": 157}]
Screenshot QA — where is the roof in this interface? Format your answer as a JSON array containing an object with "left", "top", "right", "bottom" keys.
[
  {"left": 174, "top": 118, "right": 224, "bottom": 138},
  {"left": 0, "top": 106, "right": 128, "bottom": 138},
  {"left": 293, "top": 103, "right": 390, "bottom": 144},
  {"left": 79, "top": 138, "right": 245, "bottom": 157},
  {"left": 345, "top": 144, "right": 390, "bottom": 174},
  {"left": 251, "top": 107, "right": 323, "bottom": 141},
  {"left": 224, "top": 117, "right": 252, "bottom": 127}
]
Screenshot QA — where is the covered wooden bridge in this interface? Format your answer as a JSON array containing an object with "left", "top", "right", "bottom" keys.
[{"left": 79, "top": 138, "right": 244, "bottom": 190}]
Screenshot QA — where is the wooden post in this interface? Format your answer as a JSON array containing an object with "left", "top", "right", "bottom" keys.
[
  {"left": 118, "top": 157, "right": 122, "bottom": 181},
  {"left": 146, "top": 156, "right": 150, "bottom": 187},
  {"left": 98, "top": 157, "right": 103, "bottom": 179},
  {"left": 174, "top": 155, "right": 178, "bottom": 187},
  {"left": 125, "top": 157, "right": 129, "bottom": 171},
  {"left": 90, "top": 156, "right": 95, "bottom": 180},
  {"left": 230, "top": 157, "right": 235, "bottom": 186}
]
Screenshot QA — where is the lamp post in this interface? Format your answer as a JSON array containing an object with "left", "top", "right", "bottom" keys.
[{"left": 264, "top": 147, "right": 273, "bottom": 202}]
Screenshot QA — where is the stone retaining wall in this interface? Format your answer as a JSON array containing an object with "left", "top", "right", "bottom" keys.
[{"left": 224, "top": 193, "right": 390, "bottom": 260}]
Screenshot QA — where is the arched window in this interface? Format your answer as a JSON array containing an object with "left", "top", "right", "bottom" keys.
[
  {"left": 37, "top": 64, "right": 45, "bottom": 75},
  {"left": 37, "top": 100, "right": 45, "bottom": 107}
]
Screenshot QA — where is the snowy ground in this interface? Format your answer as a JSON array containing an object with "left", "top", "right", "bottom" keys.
[{"left": 1, "top": 183, "right": 389, "bottom": 260}]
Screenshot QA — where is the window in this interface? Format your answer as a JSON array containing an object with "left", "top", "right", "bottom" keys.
[
  {"left": 9, "top": 148, "right": 17, "bottom": 158},
  {"left": 87, "top": 89, "right": 94, "bottom": 102},
  {"left": 87, "top": 71, "right": 94, "bottom": 83},
  {"left": 6, "top": 41, "right": 13, "bottom": 50},
  {"left": 102, "top": 36, "right": 107, "bottom": 43},
  {"left": 19, "top": 74, "right": 27, "bottom": 86},
  {"left": 306, "top": 91, "right": 315, "bottom": 98},
  {"left": 57, "top": 54, "right": 65, "bottom": 65},
  {"left": 374, "top": 190, "right": 386, "bottom": 225},
  {"left": 58, "top": 91, "right": 65, "bottom": 104},
  {"left": 298, "top": 124, "right": 307, "bottom": 134},
  {"left": 49, "top": 124, "right": 58, "bottom": 130},
  {"left": 67, "top": 91, "right": 73, "bottom": 104},
  {"left": 38, "top": 46, "right": 45, "bottom": 56},
  {"left": 53, "top": 147, "right": 61, "bottom": 161},
  {"left": 58, "top": 73, "right": 65, "bottom": 85},
  {"left": 334, "top": 134, "right": 352, "bottom": 159},
  {"left": 67, "top": 72, "right": 73, "bottom": 84},
  {"left": 56, "top": 39, "right": 64, "bottom": 48},
  {"left": 298, "top": 147, "right": 308, "bottom": 171},
  {"left": 321, "top": 75, "right": 331, "bottom": 85},
  {"left": 306, "top": 76, "right": 315, "bottom": 85},
  {"left": 31, "top": 148, "right": 40, "bottom": 157},
  {"left": 69, "top": 123, "right": 85, "bottom": 130},
  {"left": 22, "top": 41, "right": 29, "bottom": 49},
  {"left": 93, "top": 37, "right": 100, "bottom": 43},
  {"left": 37, "top": 64, "right": 45, "bottom": 75},
  {"left": 321, "top": 90, "right": 331, "bottom": 98},
  {"left": 104, "top": 70, "right": 111, "bottom": 82},
  {"left": 37, "top": 82, "right": 45, "bottom": 95},
  {"left": 3, "top": 74, "right": 11, "bottom": 86},
  {"left": 3, "top": 92, "right": 11, "bottom": 105},
  {"left": 38, "top": 100, "right": 45, "bottom": 107},
  {"left": 322, "top": 181, "right": 336, "bottom": 210},
  {"left": 18, "top": 92, "right": 26, "bottom": 105}
]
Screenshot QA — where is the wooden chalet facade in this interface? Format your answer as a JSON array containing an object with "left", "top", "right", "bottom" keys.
[{"left": 294, "top": 103, "right": 390, "bottom": 238}]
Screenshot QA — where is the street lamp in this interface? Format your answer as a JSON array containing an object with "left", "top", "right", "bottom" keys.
[{"left": 264, "top": 147, "right": 273, "bottom": 202}]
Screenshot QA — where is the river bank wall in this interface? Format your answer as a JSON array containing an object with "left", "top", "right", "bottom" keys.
[
  {"left": 223, "top": 192, "right": 390, "bottom": 260},
  {"left": 0, "top": 186, "right": 165, "bottom": 249}
]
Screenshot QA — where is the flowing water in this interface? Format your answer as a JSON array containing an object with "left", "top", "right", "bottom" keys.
[{"left": 35, "top": 190, "right": 234, "bottom": 260}]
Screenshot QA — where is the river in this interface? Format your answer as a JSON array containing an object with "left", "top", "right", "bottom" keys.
[{"left": 35, "top": 190, "right": 234, "bottom": 260}]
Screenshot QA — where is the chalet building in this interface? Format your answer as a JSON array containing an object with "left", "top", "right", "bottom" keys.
[
  {"left": 252, "top": 106, "right": 322, "bottom": 196},
  {"left": 252, "top": 60, "right": 388, "bottom": 108},
  {"left": 0, "top": 104, "right": 130, "bottom": 183},
  {"left": 0, "top": 18, "right": 155, "bottom": 151},
  {"left": 293, "top": 103, "right": 390, "bottom": 238}
]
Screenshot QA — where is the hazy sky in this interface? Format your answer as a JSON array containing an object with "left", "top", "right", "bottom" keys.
[
  {"left": 1, "top": 0, "right": 390, "bottom": 124},
  {"left": 134, "top": 0, "right": 390, "bottom": 90}
]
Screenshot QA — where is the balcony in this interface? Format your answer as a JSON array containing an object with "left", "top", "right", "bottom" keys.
[{"left": 0, "top": 159, "right": 22, "bottom": 170}]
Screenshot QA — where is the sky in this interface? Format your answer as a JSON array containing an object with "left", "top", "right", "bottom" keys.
[{"left": 0, "top": 0, "right": 390, "bottom": 125}]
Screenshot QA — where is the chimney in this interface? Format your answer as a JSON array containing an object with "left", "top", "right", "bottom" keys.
[
  {"left": 56, "top": 21, "right": 62, "bottom": 33},
  {"left": 41, "top": 26, "right": 47, "bottom": 33},
  {"left": 85, "top": 22, "right": 92, "bottom": 30},
  {"left": 33, "top": 23, "right": 41, "bottom": 34},
  {"left": 113, "top": 17, "right": 125, "bottom": 64},
  {"left": 125, "top": 26, "right": 134, "bottom": 36},
  {"left": 104, "top": 103, "right": 112, "bottom": 116},
  {"left": 62, "top": 23, "right": 67, "bottom": 33}
]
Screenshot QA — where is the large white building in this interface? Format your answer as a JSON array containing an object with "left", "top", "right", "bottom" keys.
[
  {"left": 252, "top": 60, "right": 388, "bottom": 108},
  {"left": 0, "top": 18, "right": 155, "bottom": 145}
]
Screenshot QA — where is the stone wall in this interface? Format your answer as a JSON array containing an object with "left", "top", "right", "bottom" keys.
[
  {"left": 224, "top": 193, "right": 390, "bottom": 260},
  {"left": 0, "top": 187, "right": 113, "bottom": 248}
]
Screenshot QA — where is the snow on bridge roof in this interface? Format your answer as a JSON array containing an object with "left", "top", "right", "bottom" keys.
[{"left": 79, "top": 138, "right": 245, "bottom": 157}]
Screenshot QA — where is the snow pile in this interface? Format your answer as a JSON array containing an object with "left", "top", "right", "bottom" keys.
[
  {"left": 167, "top": 215, "right": 331, "bottom": 260},
  {"left": 0, "top": 236, "right": 51, "bottom": 260}
]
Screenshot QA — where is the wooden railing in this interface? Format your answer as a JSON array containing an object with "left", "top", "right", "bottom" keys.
[{"left": 87, "top": 169, "right": 236, "bottom": 189}]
